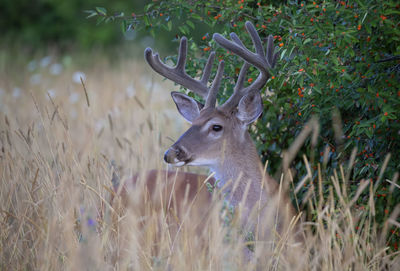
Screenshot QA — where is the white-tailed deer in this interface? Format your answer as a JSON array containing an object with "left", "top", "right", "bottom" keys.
[{"left": 115, "top": 21, "right": 300, "bottom": 262}]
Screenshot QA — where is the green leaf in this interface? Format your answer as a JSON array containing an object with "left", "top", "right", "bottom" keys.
[
  {"left": 95, "top": 7, "right": 107, "bottom": 16},
  {"left": 86, "top": 12, "right": 97, "bottom": 19},
  {"left": 145, "top": 3, "right": 154, "bottom": 12},
  {"left": 356, "top": 87, "right": 365, "bottom": 93},
  {"left": 361, "top": 12, "right": 368, "bottom": 24},
  {"left": 365, "top": 128, "right": 373, "bottom": 139},
  {"left": 359, "top": 166, "right": 369, "bottom": 175},
  {"left": 343, "top": 73, "right": 352, "bottom": 81},
  {"left": 167, "top": 21, "right": 172, "bottom": 31},
  {"left": 84, "top": 10, "right": 98, "bottom": 19},
  {"left": 288, "top": 46, "right": 295, "bottom": 60},
  {"left": 115, "top": 12, "right": 124, "bottom": 18},
  {"left": 304, "top": 38, "right": 312, "bottom": 44},
  {"left": 187, "top": 20, "right": 195, "bottom": 29},
  {"left": 96, "top": 16, "right": 105, "bottom": 26},
  {"left": 178, "top": 25, "right": 190, "bottom": 35},
  {"left": 280, "top": 49, "right": 287, "bottom": 60},
  {"left": 178, "top": 26, "right": 186, "bottom": 35},
  {"left": 191, "top": 13, "right": 202, "bottom": 21},
  {"left": 365, "top": 23, "right": 371, "bottom": 34},
  {"left": 143, "top": 15, "right": 150, "bottom": 26},
  {"left": 314, "top": 86, "right": 322, "bottom": 95},
  {"left": 121, "top": 21, "right": 127, "bottom": 34}
]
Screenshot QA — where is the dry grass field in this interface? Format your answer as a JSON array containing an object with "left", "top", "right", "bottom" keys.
[{"left": 0, "top": 50, "right": 399, "bottom": 270}]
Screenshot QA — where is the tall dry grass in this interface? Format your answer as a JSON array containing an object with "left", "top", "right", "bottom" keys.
[{"left": 0, "top": 51, "right": 399, "bottom": 270}]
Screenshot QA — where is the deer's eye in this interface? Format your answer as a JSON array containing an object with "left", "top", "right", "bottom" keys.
[{"left": 212, "top": 125, "right": 223, "bottom": 132}]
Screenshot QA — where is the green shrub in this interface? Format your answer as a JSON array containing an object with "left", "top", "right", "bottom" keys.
[
  {"left": 0, "top": 0, "right": 142, "bottom": 49},
  {"left": 90, "top": 0, "right": 400, "bottom": 251}
]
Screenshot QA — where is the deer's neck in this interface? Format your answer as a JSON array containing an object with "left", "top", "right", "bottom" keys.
[{"left": 211, "top": 132, "right": 272, "bottom": 209}]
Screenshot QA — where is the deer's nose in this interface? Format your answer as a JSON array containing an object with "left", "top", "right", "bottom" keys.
[
  {"left": 163, "top": 150, "right": 171, "bottom": 163},
  {"left": 164, "top": 147, "right": 184, "bottom": 164},
  {"left": 174, "top": 147, "right": 181, "bottom": 157}
]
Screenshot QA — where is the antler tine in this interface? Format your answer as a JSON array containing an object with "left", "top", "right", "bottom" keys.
[
  {"left": 144, "top": 37, "right": 215, "bottom": 99},
  {"left": 214, "top": 22, "right": 275, "bottom": 72},
  {"left": 175, "top": 35, "right": 187, "bottom": 70},
  {"left": 244, "top": 22, "right": 265, "bottom": 58},
  {"left": 204, "top": 60, "right": 225, "bottom": 108},
  {"left": 213, "top": 21, "right": 279, "bottom": 111},
  {"left": 235, "top": 62, "right": 250, "bottom": 92},
  {"left": 230, "top": 32, "right": 246, "bottom": 47},
  {"left": 201, "top": 51, "right": 215, "bottom": 85},
  {"left": 266, "top": 35, "right": 279, "bottom": 68},
  {"left": 219, "top": 62, "right": 250, "bottom": 111}
]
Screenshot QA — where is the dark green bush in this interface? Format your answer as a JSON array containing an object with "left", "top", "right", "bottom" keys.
[
  {"left": 91, "top": 0, "right": 399, "bottom": 250},
  {"left": 0, "top": 0, "right": 142, "bottom": 49}
]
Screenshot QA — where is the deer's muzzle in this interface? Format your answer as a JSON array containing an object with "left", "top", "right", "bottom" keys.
[{"left": 164, "top": 146, "right": 190, "bottom": 166}]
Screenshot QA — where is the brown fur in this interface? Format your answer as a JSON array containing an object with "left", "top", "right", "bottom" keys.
[{"left": 113, "top": 170, "right": 216, "bottom": 237}]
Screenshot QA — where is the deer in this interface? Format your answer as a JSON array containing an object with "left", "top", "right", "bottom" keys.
[{"left": 113, "top": 21, "right": 301, "bottom": 265}]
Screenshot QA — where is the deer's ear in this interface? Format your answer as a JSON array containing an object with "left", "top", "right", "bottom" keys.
[
  {"left": 236, "top": 92, "right": 263, "bottom": 125},
  {"left": 171, "top": 92, "right": 203, "bottom": 123}
]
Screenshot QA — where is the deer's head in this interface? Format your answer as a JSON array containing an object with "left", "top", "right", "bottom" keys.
[{"left": 145, "top": 22, "right": 278, "bottom": 168}]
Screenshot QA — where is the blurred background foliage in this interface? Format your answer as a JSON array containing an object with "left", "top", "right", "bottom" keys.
[
  {"left": 0, "top": 0, "right": 136, "bottom": 50},
  {"left": 0, "top": 0, "right": 213, "bottom": 53}
]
